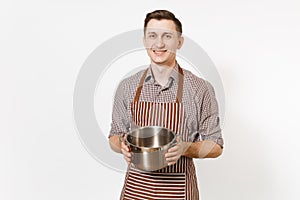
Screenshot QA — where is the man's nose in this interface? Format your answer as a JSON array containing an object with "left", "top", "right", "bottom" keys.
[{"left": 155, "top": 37, "right": 165, "bottom": 48}]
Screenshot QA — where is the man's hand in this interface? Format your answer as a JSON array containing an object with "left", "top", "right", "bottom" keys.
[
  {"left": 109, "top": 134, "right": 132, "bottom": 164},
  {"left": 120, "top": 136, "right": 132, "bottom": 164},
  {"left": 165, "top": 141, "right": 188, "bottom": 166}
]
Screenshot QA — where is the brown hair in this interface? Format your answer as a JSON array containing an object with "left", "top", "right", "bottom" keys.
[{"left": 144, "top": 10, "right": 182, "bottom": 35}]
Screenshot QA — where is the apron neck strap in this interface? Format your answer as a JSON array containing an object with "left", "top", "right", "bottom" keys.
[
  {"left": 134, "top": 69, "right": 148, "bottom": 102},
  {"left": 134, "top": 65, "right": 184, "bottom": 103},
  {"left": 176, "top": 65, "right": 184, "bottom": 103}
]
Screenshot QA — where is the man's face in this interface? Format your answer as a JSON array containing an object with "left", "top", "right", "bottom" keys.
[{"left": 144, "top": 19, "right": 184, "bottom": 67}]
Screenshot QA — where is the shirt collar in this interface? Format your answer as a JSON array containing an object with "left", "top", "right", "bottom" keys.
[{"left": 144, "top": 62, "right": 180, "bottom": 86}]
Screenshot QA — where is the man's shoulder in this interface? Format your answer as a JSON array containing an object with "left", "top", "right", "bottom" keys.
[
  {"left": 118, "top": 68, "right": 146, "bottom": 87},
  {"left": 181, "top": 68, "right": 216, "bottom": 99},
  {"left": 182, "top": 68, "right": 208, "bottom": 88}
]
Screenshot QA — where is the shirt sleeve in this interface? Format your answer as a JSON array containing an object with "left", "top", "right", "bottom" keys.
[
  {"left": 108, "top": 80, "right": 131, "bottom": 138},
  {"left": 194, "top": 81, "right": 224, "bottom": 148}
]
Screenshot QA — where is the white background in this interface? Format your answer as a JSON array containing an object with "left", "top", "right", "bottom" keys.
[{"left": 1, "top": 0, "right": 300, "bottom": 199}]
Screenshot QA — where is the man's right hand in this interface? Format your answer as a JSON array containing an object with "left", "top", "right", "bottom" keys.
[
  {"left": 120, "top": 138, "right": 132, "bottom": 164},
  {"left": 109, "top": 134, "right": 132, "bottom": 164}
]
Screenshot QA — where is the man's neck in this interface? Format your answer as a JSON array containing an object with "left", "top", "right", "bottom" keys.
[{"left": 151, "top": 63, "right": 176, "bottom": 86}]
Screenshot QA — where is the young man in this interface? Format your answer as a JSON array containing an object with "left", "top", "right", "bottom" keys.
[{"left": 109, "top": 10, "right": 224, "bottom": 200}]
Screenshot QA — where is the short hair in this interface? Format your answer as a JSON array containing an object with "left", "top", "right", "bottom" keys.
[{"left": 144, "top": 10, "right": 182, "bottom": 35}]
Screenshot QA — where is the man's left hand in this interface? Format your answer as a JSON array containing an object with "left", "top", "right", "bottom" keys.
[{"left": 165, "top": 141, "right": 188, "bottom": 166}]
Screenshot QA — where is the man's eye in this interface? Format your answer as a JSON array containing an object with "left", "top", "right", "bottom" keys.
[
  {"left": 165, "top": 34, "right": 172, "bottom": 39},
  {"left": 148, "top": 34, "right": 156, "bottom": 38}
]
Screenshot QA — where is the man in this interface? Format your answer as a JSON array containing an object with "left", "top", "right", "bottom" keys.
[{"left": 109, "top": 10, "right": 224, "bottom": 200}]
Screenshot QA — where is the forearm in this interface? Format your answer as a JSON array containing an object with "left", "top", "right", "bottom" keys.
[
  {"left": 182, "top": 140, "right": 223, "bottom": 158},
  {"left": 109, "top": 135, "right": 122, "bottom": 154}
]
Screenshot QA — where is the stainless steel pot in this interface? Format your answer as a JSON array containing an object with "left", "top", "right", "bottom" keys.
[{"left": 122, "top": 126, "right": 177, "bottom": 171}]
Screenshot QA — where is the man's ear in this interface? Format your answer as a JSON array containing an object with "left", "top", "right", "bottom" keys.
[{"left": 177, "top": 36, "right": 184, "bottom": 49}]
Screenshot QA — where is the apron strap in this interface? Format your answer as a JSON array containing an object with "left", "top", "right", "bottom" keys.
[
  {"left": 134, "top": 65, "right": 184, "bottom": 103},
  {"left": 133, "top": 69, "right": 148, "bottom": 102},
  {"left": 176, "top": 65, "right": 184, "bottom": 103}
]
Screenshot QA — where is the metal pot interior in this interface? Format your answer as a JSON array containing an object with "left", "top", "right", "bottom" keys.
[{"left": 127, "top": 126, "right": 175, "bottom": 148}]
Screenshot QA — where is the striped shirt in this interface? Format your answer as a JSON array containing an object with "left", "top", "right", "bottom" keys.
[{"left": 109, "top": 64, "right": 224, "bottom": 147}]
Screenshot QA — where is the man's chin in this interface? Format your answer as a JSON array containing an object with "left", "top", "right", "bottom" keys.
[
  {"left": 151, "top": 56, "right": 167, "bottom": 63},
  {"left": 152, "top": 59, "right": 166, "bottom": 65},
  {"left": 151, "top": 60, "right": 175, "bottom": 68}
]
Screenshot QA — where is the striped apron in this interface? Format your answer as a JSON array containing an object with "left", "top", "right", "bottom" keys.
[{"left": 120, "top": 66, "right": 199, "bottom": 200}]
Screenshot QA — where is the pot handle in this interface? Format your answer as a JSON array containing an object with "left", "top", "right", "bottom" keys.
[
  {"left": 119, "top": 133, "right": 132, "bottom": 152},
  {"left": 119, "top": 133, "right": 129, "bottom": 146},
  {"left": 119, "top": 133, "right": 125, "bottom": 143},
  {"left": 169, "top": 135, "right": 183, "bottom": 148}
]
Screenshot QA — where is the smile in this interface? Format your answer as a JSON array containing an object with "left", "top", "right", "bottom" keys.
[{"left": 152, "top": 50, "right": 167, "bottom": 55}]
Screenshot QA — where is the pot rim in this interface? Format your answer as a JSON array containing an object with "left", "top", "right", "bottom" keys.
[{"left": 125, "top": 126, "right": 177, "bottom": 149}]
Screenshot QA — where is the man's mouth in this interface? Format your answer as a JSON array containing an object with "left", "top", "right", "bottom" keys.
[{"left": 152, "top": 49, "right": 167, "bottom": 55}]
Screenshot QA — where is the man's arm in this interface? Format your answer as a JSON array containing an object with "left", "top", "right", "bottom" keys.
[
  {"left": 165, "top": 140, "right": 222, "bottom": 165},
  {"left": 189, "top": 80, "right": 223, "bottom": 158},
  {"left": 182, "top": 140, "right": 223, "bottom": 158}
]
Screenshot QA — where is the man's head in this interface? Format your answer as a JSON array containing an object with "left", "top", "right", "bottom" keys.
[
  {"left": 144, "top": 10, "right": 182, "bottom": 36},
  {"left": 143, "top": 10, "right": 184, "bottom": 67}
]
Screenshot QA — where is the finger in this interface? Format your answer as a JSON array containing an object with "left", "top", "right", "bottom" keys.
[
  {"left": 167, "top": 145, "right": 180, "bottom": 153},
  {"left": 167, "top": 158, "right": 179, "bottom": 166},
  {"left": 124, "top": 156, "right": 131, "bottom": 163},
  {"left": 122, "top": 151, "right": 132, "bottom": 164},
  {"left": 121, "top": 142, "right": 129, "bottom": 151},
  {"left": 121, "top": 148, "right": 131, "bottom": 157},
  {"left": 167, "top": 161, "right": 176, "bottom": 166},
  {"left": 165, "top": 151, "right": 178, "bottom": 158},
  {"left": 166, "top": 155, "right": 180, "bottom": 163}
]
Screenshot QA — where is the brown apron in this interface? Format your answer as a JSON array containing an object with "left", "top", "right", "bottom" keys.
[{"left": 121, "top": 66, "right": 199, "bottom": 200}]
